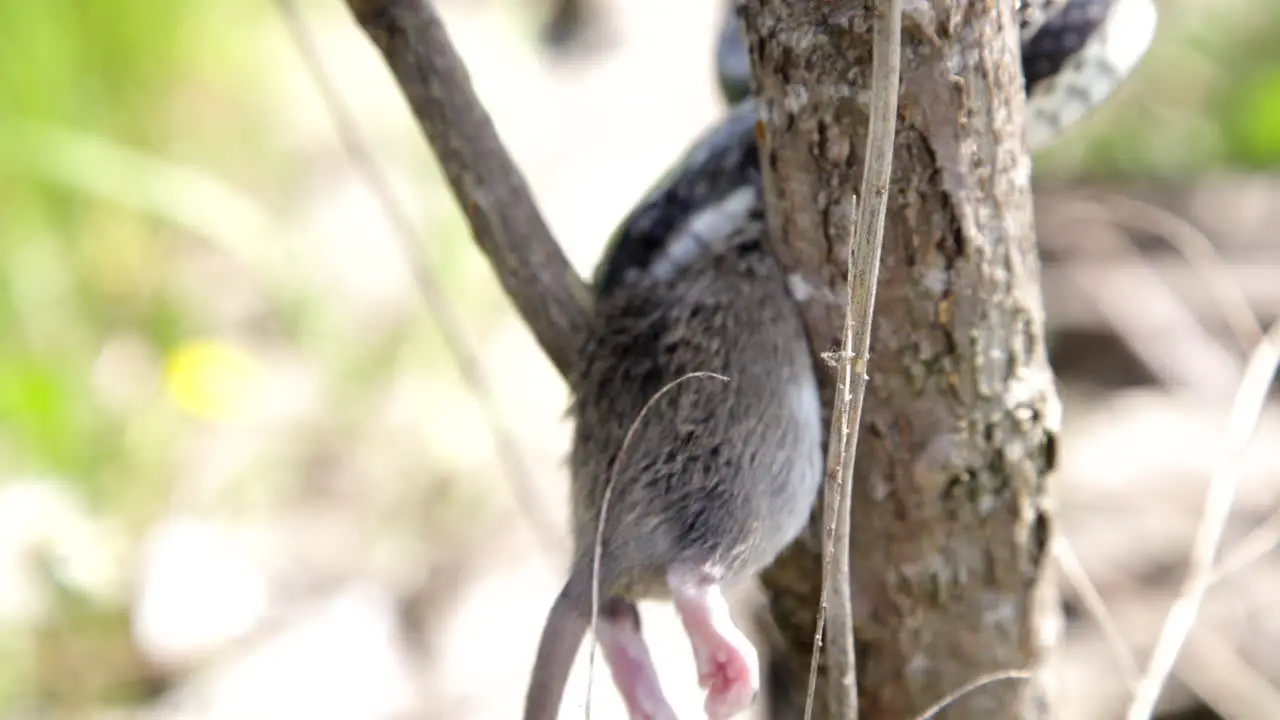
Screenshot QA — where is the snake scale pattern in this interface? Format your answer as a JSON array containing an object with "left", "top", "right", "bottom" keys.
[{"left": 594, "top": 0, "right": 1159, "bottom": 295}]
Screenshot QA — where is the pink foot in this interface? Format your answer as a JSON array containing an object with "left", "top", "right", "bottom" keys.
[
  {"left": 693, "top": 632, "right": 758, "bottom": 719},
  {"left": 668, "top": 567, "right": 760, "bottom": 720}
]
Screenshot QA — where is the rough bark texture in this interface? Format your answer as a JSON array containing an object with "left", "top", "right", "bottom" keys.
[{"left": 738, "top": 1, "right": 1062, "bottom": 717}]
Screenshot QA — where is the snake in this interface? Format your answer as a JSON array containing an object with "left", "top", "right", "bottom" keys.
[
  {"left": 717, "top": 0, "right": 1158, "bottom": 151},
  {"left": 593, "top": 0, "right": 1159, "bottom": 294}
]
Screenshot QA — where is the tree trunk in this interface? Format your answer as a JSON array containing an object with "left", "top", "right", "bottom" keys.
[{"left": 739, "top": 1, "right": 1063, "bottom": 717}]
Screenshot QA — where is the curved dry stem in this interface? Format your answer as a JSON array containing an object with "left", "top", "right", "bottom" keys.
[
  {"left": 1054, "top": 211, "right": 1242, "bottom": 399},
  {"left": 1062, "top": 194, "right": 1264, "bottom": 350},
  {"left": 1211, "top": 499, "right": 1280, "bottom": 586},
  {"left": 1054, "top": 536, "right": 1140, "bottom": 691},
  {"left": 278, "top": 0, "right": 566, "bottom": 556},
  {"left": 585, "top": 371, "right": 730, "bottom": 719},
  {"left": 1178, "top": 626, "right": 1280, "bottom": 720},
  {"left": 1056, "top": 194, "right": 1278, "bottom": 593},
  {"left": 909, "top": 670, "right": 1033, "bottom": 720},
  {"left": 1125, "top": 319, "right": 1280, "bottom": 720}
]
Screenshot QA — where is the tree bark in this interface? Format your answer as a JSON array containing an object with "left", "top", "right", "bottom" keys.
[{"left": 738, "top": 1, "right": 1063, "bottom": 717}]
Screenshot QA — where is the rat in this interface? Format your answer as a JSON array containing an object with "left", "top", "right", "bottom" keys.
[{"left": 522, "top": 103, "right": 824, "bottom": 720}]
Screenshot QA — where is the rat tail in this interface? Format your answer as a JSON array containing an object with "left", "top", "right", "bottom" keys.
[{"left": 523, "top": 579, "right": 590, "bottom": 720}]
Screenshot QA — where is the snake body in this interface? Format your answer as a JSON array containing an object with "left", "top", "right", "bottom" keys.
[
  {"left": 595, "top": 0, "right": 1158, "bottom": 295},
  {"left": 718, "top": 0, "right": 1157, "bottom": 151},
  {"left": 1019, "top": 0, "right": 1158, "bottom": 149}
]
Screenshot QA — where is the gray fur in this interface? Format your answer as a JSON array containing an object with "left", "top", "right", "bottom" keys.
[
  {"left": 523, "top": 205, "right": 823, "bottom": 720},
  {"left": 568, "top": 211, "right": 823, "bottom": 604}
]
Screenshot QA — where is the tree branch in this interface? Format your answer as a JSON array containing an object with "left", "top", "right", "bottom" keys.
[{"left": 342, "top": 0, "right": 590, "bottom": 378}]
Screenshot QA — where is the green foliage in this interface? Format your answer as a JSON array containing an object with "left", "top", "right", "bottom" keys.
[
  {"left": 0, "top": 0, "right": 506, "bottom": 708},
  {"left": 0, "top": 0, "right": 268, "bottom": 709},
  {"left": 1037, "top": 0, "right": 1280, "bottom": 178},
  {"left": 1226, "top": 66, "right": 1280, "bottom": 165}
]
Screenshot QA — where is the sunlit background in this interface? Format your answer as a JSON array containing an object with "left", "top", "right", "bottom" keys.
[{"left": 0, "top": 0, "right": 1277, "bottom": 718}]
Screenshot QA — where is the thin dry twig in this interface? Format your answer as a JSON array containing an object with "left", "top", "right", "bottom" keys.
[
  {"left": 806, "top": 219, "right": 851, "bottom": 717},
  {"left": 1178, "top": 625, "right": 1280, "bottom": 720},
  {"left": 1054, "top": 536, "right": 1141, "bottom": 691},
  {"left": 1062, "top": 195, "right": 1265, "bottom": 350},
  {"left": 1053, "top": 194, "right": 1280, "bottom": 713},
  {"left": 1055, "top": 194, "right": 1279, "bottom": 593},
  {"left": 806, "top": 1, "right": 902, "bottom": 718},
  {"left": 1126, "top": 318, "right": 1280, "bottom": 720},
  {"left": 1211, "top": 498, "right": 1280, "bottom": 586},
  {"left": 341, "top": 0, "right": 590, "bottom": 378},
  {"left": 909, "top": 670, "right": 1033, "bottom": 720},
  {"left": 1053, "top": 212, "right": 1243, "bottom": 399},
  {"left": 586, "top": 371, "right": 730, "bottom": 719},
  {"left": 278, "top": 0, "right": 565, "bottom": 555}
]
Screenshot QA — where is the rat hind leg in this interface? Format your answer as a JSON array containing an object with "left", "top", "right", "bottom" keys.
[
  {"left": 596, "top": 597, "right": 679, "bottom": 720},
  {"left": 667, "top": 564, "right": 760, "bottom": 719}
]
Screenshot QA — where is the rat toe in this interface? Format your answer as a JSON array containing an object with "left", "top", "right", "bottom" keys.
[{"left": 699, "top": 647, "right": 758, "bottom": 719}]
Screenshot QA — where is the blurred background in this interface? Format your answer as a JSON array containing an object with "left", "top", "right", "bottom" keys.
[{"left": 0, "top": 0, "right": 1277, "bottom": 718}]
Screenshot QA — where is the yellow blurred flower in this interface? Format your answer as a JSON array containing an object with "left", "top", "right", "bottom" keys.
[{"left": 163, "top": 340, "right": 263, "bottom": 421}]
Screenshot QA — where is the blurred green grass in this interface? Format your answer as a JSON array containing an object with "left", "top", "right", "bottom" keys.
[
  {"left": 0, "top": 0, "right": 274, "bottom": 710},
  {"left": 0, "top": 0, "right": 277, "bottom": 496},
  {"left": 0, "top": 0, "right": 503, "bottom": 711},
  {"left": 1036, "top": 0, "right": 1280, "bottom": 177},
  {"left": 0, "top": 0, "right": 1276, "bottom": 714}
]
